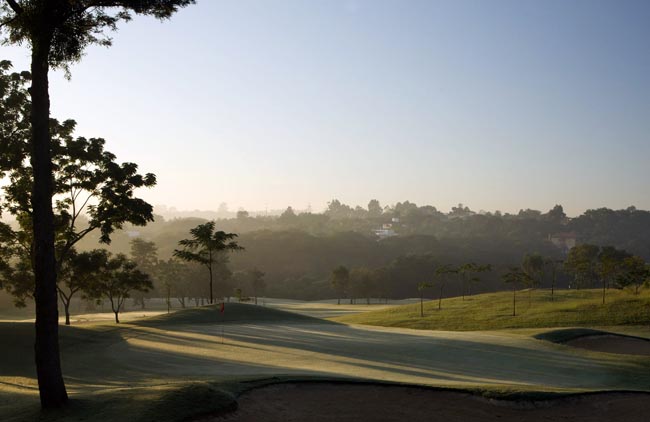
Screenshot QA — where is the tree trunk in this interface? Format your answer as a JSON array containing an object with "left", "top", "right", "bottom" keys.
[
  {"left": 208, "top": 265, "right": 214, "bottom": 304},
  {"left": 31, "top": 35, "right": 68, "bottom": 409},
  {"left": 64, "top": 302, "right": 70, "bottom": 326},
  {"left": 551, "top": 268, "right": 556, "bottom": 302},
  {"left": 337, "top": 297, "right": 340, "bottom": 305},
  {"left": 438, "top": 285, "right": 443, "bottom": 310},
  {"left": 512, "top": 286, "right": 516, "bottom": 316},
  {"left": 114, "top": 312, "right": 120, "bottom": 324},
  {"left": 420, "top": 292, "right": 424, "bottom": 317}
]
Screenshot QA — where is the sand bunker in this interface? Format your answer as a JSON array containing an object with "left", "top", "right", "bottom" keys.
[
  {"left": 565, "top": 334, "right": 650, "bottom": 356},
  {"left": 204, "top": 383, "right": 648, "bottom": 422}
]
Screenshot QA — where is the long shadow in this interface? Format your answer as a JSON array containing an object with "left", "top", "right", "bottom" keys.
[
  {"left": 175, "top": 323, "right": 650, "bottom": 390},
  {"left": 100, "top": 318, "right": 650, "bottom": 391}
]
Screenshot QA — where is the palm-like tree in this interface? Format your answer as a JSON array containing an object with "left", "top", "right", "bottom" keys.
[{"left": 173, "top": 221, "right": 243, "bottom": 304}]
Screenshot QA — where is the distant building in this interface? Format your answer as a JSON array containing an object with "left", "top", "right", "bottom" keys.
[
  {"left": 374, "top": 228, "right": 397, "bottom": 240},
  {"left": 548, "top": 232, "right": 577, "bottom": 253}
]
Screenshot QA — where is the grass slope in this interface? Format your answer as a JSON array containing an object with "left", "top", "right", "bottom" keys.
[
  {"left": 136, "top": 302, "right": 333, "bottom": 326},
  {"left": 333, "top": 289, "right": 650, "bottom": 331}
]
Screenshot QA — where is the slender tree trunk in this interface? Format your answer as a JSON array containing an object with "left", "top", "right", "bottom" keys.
[
  {"left": 31, "top": 34, "right": 68, "bottom": 409},
  {"left": 420, "top": 292, "right": 424, "bottom": 317},
  {"left": 512, "top": 286, "right": 516, "bottom": 316},
  {"left": 114, "top": 312, "right": 120, "bottom": 324},
  {"left": 64, "top": 302, "right": 70, "bottom": 326},
  {"left": 551, "top": 268, "right": 556, "bottom": 302},
  {"left": 208, "top": 264, "right": 214, "bottom": 304},
  {"left": 438, "top": 285, "right": 443, "bottom": 310},
  {"left": 337, "top": 297, "right": 340, "bottom": 305}
]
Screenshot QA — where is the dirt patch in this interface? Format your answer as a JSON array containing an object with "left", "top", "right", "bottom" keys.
[
  {"left": 565, "top": 334, "right": 650, "bottom": 356},
  {"left": 202, "top": 383, "right": 648, "bottom": 422}
]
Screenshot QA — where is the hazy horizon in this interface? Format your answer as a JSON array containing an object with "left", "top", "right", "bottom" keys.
[{"left": 2, "top": 0, "right": 649, "bottom": 216}]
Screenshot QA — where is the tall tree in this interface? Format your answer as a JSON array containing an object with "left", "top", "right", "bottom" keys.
[
  {"left": 0, "top": 82, "right": 156, "bottom": 311},
  {"left": 0, "top": 1, "right": 193, "bottom": 407},
  {"left": 174, "top": 221, "right": 242, "bottom": 304}
]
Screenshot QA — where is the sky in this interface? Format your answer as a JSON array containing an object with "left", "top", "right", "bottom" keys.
[{"left": 2, "top": 0, "right": 650, "bottom": 216}]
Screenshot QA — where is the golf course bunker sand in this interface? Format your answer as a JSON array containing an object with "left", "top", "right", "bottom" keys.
[
  {"left": 564, "top": 334, "right": 650, "bottom": 356},
  {"left": 205, "top": 383, "right": 648, "bottom": 422}
]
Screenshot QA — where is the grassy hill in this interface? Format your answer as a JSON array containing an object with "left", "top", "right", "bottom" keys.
[
  {"left": 136, "top": 302, "right": 333, "bottom": 326},
  {"left": 333, "top": 289, "right": 650, "bottom": 331}
]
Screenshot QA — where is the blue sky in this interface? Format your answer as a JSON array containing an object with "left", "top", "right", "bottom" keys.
[{"left": 3, "top": 0, "right": 650, "bottom": 216}]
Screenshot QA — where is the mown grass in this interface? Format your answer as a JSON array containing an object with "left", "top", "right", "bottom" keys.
[
  {"left": 136, "top": 302, "right": 332, "bottom": 327},
  {"left": 333, "top": 289, "right": 650, "bottom": 331},
  {"left": 2, "top": 296, "right": 649, "bottom": 421}
]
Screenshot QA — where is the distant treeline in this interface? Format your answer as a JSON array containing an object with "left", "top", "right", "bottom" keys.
[{"left": 68, "top": 202, "right": 650, "bottom": 301}]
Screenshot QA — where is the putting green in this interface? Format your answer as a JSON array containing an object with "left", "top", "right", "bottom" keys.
[{"left": 1, "top": 302, "right": 649, "bottom": 421}]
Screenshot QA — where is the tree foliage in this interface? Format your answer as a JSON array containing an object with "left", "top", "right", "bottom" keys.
[
  {"left": 173, "top": 221, "right": 242, "bottom": 304},
  {"left": 0, "top": 61, "right": 156, "bottom": 306},
  {"left": 84, "top": 253, "right": 152, "bottom": 323}
]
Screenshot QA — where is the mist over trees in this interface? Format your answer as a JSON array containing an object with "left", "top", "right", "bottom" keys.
[{"left": 34, "top": 200, "right": 645, "bottom": 304}]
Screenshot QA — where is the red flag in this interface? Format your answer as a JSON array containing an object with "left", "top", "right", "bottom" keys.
[{"left": 220, "top": 302, "right": 225, "bottom": 314}]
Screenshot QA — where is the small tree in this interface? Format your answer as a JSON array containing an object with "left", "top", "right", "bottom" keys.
[
  {"left": 502, "top": 267, "right": 530, "bottom": 317},
  {"left": 173, "top": 221, "right": 242, "bottom": 304},
  {"left": 522, "top": 253, "right": 544, "bottom": 306},
  {"left": 86, "top": 254, "right": 152, "bottom": 324},
  {"left": 58, "top": 249, "right": 109, "bottom": 325},
  {"left": 544, "top": 258, "right": 563, "bottom": 301},
  {"left": 597, "top": 246, "right": 631, "bottom": 304},
  {"left": 247, "top": 268, "right": 265, "bottom": 305},
  {"left": 565, "top": 244, "right": 600, "bottom": 289},
  {"left": 156, "top": 258, "right": 185, "bottom": 313},
  {"left": 434, "top": 264, "right": 457, "bottom": 310},
  {"left": 615, "top": 255, "right": 649, "bottom": 295},
  {"left": 350, "top": 267, "right": 374, "bottom": 305},
  {"left": 417, "top": 281, "right": 433, "bottom": 317},
  {"left": 129, "top": 239, "right": 159, "bottom": 309},
  {"left": 458, "top": 263, "right": 492, "bottom": 299},
  {"left": 329, "top": 265, "right": 350, "bottom": 305}
]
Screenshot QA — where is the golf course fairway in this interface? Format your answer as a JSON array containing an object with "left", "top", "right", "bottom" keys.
[{"left": 1, "top": 300, "right": 649, "bottom": 421}]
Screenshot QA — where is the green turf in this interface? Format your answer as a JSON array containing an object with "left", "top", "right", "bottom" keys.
[
  {"left": 2, "top": 294, "right": 650, "bottom": 421},
  {"left": 333, "top": 289, "right": 650, "bottom": 331}
]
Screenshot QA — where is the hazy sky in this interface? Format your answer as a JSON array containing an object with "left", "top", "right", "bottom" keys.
[{"left": 3, "top": 0, "right": 649, "bottom": 216}]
